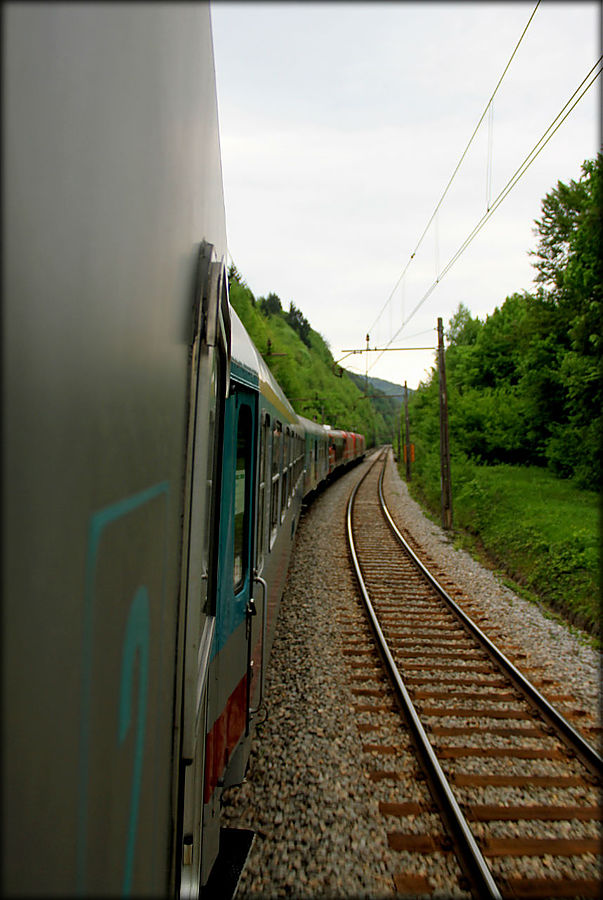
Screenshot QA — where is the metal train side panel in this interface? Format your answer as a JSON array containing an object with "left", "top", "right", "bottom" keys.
[
  {"left": 198, "top": 311, "right": 261, "bottom": 883},
  {"left": 299, "top": 415, "right": 330, "bottom": 495},
  {"left": 253, "top": 392, "right": 304, "bottom": 676},
  {"left": 250, "top": 324, "right": 303, "bottom": 671},
  {"left": 2, "top": 5, "right": 227, "bottom": 896}
]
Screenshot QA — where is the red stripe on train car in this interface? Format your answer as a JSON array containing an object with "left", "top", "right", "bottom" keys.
[{"left": 203, "top": 674, "right": 248, "bottom": 804}]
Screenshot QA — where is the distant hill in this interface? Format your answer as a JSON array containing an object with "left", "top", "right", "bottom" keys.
[
  {"left": 346, "top": 372, "right": 402, "bottom": 442},
  {"left": 347, "top": 374, "right": 412, "bottom": 400}
]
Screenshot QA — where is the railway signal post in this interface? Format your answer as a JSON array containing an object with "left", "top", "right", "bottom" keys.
[
  {"left": 437, "top": 317, "right": 453, "bottom": 530},
  {"left": 403, "top": 381, "right": 412, "bottom": 482}
]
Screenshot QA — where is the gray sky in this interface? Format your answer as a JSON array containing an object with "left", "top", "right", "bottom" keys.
[{"left": 211, "top": 1, "right": 600, "bottom": 389}]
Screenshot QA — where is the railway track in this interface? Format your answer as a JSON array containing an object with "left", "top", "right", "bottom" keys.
[{"left": 346, "top": 449, "right": 602, "bottom": 899}]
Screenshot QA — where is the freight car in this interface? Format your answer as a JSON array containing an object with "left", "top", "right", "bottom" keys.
[{"left": 2, "top": 4, "right": 365, "bottom": 898}]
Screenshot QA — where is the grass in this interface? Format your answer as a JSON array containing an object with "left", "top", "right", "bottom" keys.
[{"left": 402, "top": 456, "right": 600, "bottom": 646}]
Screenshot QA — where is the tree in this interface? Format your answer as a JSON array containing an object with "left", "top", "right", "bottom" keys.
[
  {"left": 227, "top": 262, "right": 247, "bottom": 289},
  {"left": 530, "top": 154, "right": 602, "bottom": 484},
  {"left": 446, "top": 303, "right": 481, "bottom": 347},
  {"left": 286, "top": 302, "right": 312, "bottom": 347},
  {"left": 530, "top": 155, "right": 601, "bottom": 296},
  {"left": 259, "top": 292, "right": 283, "bottom": 316},
  {"left": 410, "top": 156, "right": 601, "bottom": 484}
]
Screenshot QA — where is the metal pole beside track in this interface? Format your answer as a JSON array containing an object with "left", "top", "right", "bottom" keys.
[{"left": 437, "top": 318, "right": 453, "bottom": 529}]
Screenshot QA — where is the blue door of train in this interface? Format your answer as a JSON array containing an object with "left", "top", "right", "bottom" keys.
[
  {"left": 213, "top": 384, "right": 257, "bottom": 652},
  {"left": 228, "top": 386, "right": 265, "bottom": 761},
  {"left": 228, "top": 386, "right": 257, "bottom": 673}
]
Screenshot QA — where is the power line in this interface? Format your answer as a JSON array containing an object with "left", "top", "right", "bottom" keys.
[
  {"left": 368, "top": 56, "right": 603, "bottom": 372},
  {"left": 367, "top": 0, "right": 542, "bottom": 338}
]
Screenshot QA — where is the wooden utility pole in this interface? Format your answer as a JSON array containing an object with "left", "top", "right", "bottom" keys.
[
  {"left": 437, "top": 317, "right": 453, "bottom": 530},
  {"left": 403, "top": 381, "right": 411, "bottom": 481}
]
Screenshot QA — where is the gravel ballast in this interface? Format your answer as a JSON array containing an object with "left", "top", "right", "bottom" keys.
[
  {"left": 381, "top": 452, "right": 601, "bottom": 731},
  {"left": 221, "top": 451, "right": 601, "bottom": 897}
]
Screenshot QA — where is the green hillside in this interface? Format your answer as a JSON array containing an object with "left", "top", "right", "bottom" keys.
[
  {"left": 228, "top": 269, "right": 400, "bottom": 445},
  {"left": 365, "top": 375, "right": 412, "bottom": 399}
]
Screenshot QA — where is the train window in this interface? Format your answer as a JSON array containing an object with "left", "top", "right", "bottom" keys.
[
  {"left": 270, "top": 421, "right": 282, "bottom": 546},
  {"left": 233, "top": 404, "right": 252, "bottom": 592},
  {"left": 290, "top": 433, "right": 296, "bottom": 497},
  {"left": 295, "top": 434, "right": 303, "bottom": 491},
  {"left": 281, "top": 427, "right": 289, "bottom": 520},
  {"left": 256, "top": 413, "right": 269, "bottom": 571},
  {"left": 288, "top": 431, "right": 292, "bottom": 503}
]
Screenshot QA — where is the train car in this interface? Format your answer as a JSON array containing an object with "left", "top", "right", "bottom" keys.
[
  {"left": 198, "top": 310, "right": 304, "bottom": 890},
  {"left": 343, "top": 431, "right": 355, "bottom": 464},
  {"left": 353, "top": 432, "right": 367, "bottom": 461},
  {"left": 327, "top": 428, "right": 346, "bottom": 474},
  {"left": 2, "top": 5, "right": 232, "bottom": 897},
  {"left": 326, "top": 427, "right": 368, "bottom": 477},
  {"left": 299, "top": 415, "right": 330, "bottom": 496},
  {"left": 330, "top": 428, "right": 362, "bottom": 471}
]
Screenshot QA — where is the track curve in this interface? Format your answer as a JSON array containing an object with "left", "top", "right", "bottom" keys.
[{"left": 347, "top": 448, "right": 602, "bottom": 899}]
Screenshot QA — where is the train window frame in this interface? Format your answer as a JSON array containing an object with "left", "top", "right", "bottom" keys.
[
  {"left": 270, "top": 420, "right": 282, "bottom": 548},
  {"left": 233, "top": 403, "right": 253, "bottom": 594},
  {"left": 294, "top": 433, "right": 303, "bottom": 493},
  {"left": 300, "top": 435, "right": 304, "bottom": 485},
  {"left": 280, "top": 426, "right": 289, "bottom": 521},
  {"left": 288, "top": 432, "right": 295, "bottom": 501}
]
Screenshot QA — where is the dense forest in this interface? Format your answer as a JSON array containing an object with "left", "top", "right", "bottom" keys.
[
  {"left": 227, "top": 272, "right": 401, "bottom": 443},
  {"left": 409, "top": 154, "right": 601, "bottom": 489}
]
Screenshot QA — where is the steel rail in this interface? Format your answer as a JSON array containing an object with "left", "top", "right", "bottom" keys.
[
  {"left": 377, "top": 455, "right": 603, "bottom": 781},
  {"left": 346, "top": 452, "right": 502, "bottom": 900}
]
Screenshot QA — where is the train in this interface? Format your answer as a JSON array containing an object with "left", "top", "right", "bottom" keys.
[{"left": 2, "top": 5, "right": 365, "bottom": 897}]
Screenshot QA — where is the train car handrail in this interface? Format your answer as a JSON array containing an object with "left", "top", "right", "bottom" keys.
[{"left": 249, "top": 573, "right": 268, "bottom": 717}]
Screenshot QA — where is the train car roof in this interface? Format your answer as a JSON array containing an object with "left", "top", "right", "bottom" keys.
[
  {"left": 297, "top": 414, "right": 328, "bottom": 438},
  {"left": 229, "top": 306, "right": 259, "bottom": 388},
  {"left": 229, "top": 306, "right": 298, "bottom": 424}
]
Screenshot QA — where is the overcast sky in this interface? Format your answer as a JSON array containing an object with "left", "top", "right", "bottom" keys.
[{"left": 211, "top": 1, "right": 600, "bottom": 389}]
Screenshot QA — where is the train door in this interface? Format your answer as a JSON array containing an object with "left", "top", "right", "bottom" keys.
[
  {"left": 230, "top": 390, "right": 259, "bottom": 727},
  {"left": 195, "top": 381, "right": 257, "bottom": 887},
  {"left": 177, "top": 245, "right": 229, "bottom": 899}
]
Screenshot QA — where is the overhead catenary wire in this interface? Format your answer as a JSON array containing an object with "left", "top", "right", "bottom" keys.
[
  {"left": 366, "top": 0, "right": 542, "bottom": 339},
  {"left": 368, "top": 56, "right": 603, "bottom": 372},
  {"left": 486, "top": 102, "right": 495, "bottom": 211}
]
